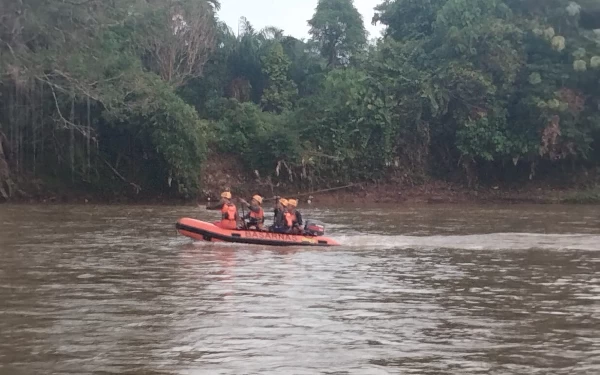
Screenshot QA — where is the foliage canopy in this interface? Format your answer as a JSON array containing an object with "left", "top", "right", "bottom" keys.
[{"left": 1, "top": 0, "right": 600, "bottom": 198}]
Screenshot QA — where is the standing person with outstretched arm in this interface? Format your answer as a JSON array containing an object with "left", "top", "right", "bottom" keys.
[{"left": 206, "top": 191, "right": 239, "bottom": 230}]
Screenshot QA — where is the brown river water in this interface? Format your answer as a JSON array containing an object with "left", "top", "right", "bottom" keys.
[{"left": 1, "top": 204, "right": 599, "bottom": 374}]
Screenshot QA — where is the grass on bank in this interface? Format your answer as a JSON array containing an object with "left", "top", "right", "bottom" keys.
[{"left": 562, "top": 187, "right": 600, "bottom": 204}]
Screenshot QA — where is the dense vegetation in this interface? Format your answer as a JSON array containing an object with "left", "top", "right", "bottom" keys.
[{"left": 1, "top": 0, "right": 600, "bottom": 200}]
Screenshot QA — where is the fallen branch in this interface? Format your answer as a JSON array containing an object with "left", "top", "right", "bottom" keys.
[{"left": 102, "top": 159, "right": 142, "bottom": 194}]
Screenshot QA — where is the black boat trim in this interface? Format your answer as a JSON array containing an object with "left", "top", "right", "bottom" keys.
[{"left": 175, "top": 223, "right": 331, "bottom": 247}]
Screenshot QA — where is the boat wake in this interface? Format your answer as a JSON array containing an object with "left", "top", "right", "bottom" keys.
[{"left": 336, "top": 232, "right": 600, "bottom": 251}]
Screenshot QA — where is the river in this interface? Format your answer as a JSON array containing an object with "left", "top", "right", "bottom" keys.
[{"left": 1, "top": 204, "right": 599, "bottom": 374}]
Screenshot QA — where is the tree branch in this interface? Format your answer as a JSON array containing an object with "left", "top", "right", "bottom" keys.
[
  {"left": 45, "top": 79, "right": 95, "bottom": 139},
  {"left": 102, "top": 158, "right": 142, "bottom": 194}
]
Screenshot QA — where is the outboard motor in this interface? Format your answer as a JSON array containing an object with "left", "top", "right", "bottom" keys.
[{"left": 304, "top": 220, "right": 325, "bottom": 236}]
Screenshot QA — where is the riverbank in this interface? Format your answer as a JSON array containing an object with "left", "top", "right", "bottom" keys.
[
  {"left": 4, "top": 178, "right": 600, "bottom": 206},
  {"left": 306, "top": 182, "right": 600, "bottom": 205},
  {"left": 3, "top": 153, "right": 599, "bottom": 205},
  {"left": 195, "top": 154, "right": 600, "bottom": 206}
]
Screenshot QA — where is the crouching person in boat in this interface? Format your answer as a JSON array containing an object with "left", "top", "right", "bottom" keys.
[
  {"left": 284, "top": 199, "right": 303, "bottom": 234},
  {"left": 206, "top": 191, "right": 239, "bottom": 230},
  {"left": 240, "top": 195, "right": 265, "bottom": 231}
]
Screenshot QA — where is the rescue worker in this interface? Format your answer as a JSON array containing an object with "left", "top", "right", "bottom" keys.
[
  {"left": 206, "top": 191, "right": 239, "bottom": 230},
  {"left": 240, "top": 195, "right": 265, "bottom": 231},
  {"left": 270, "top": 198, "right": 288, "bottom": 232},
  {"left": 284, "top": 199, "right": 303, "bottom": 234}
]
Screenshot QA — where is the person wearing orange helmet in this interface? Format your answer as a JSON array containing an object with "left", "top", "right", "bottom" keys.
[
  {"left": 283, "top": 198, "right": 303, "bottom": 234},
  {"left": 269, "top": 197, "right": 288, "bottom": 232},
  {"left": 206, "top": 191, "right": 239, "bottom": 230},
  {"left": 239, "top": 194, "right": 265, "bottom": 230}
]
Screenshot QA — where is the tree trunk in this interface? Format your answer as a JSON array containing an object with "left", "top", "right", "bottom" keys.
[
  {"left": 17, "top": 83, "right": 22, "bottom": 176},
  {"left": 9, "top": 84, "right": 15, "bottom": 172},
  {"left": 87, "top": 96, "right": 91, "bottom": 180},
  {"left": 0, "top": 132, "right": 13, "bottom": 202},
  {"left": 70, "top": 94, "right": 75, "bottom": 183},
  {"left": 40, "top": 82, "right": 44, "bottom": 163},
  {"left": 32, "top": 79, "right": 37, "bottom": 176}
]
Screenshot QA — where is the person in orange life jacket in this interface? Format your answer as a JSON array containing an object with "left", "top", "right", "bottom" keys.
[
  {"left": 206, "top": 191, "right": 239, "bottom": 230},
  {"left": 274, "top": 197, "right": 288, "bottom": 224},
  {"left": 283, "top": 199, "right": 303, "bottom": 234},
  {"left": 239, "top": 195, "right": 265, "bottom": 230},
  {"left": 269, "top": 198, "right": 288, "bottom": 232}
]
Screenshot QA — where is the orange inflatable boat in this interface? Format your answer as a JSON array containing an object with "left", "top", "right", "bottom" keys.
[{"left": 175, "top": 218, "right": 341, "bottom": 247}]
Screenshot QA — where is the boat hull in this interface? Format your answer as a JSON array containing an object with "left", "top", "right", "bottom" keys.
[{"left": 176, "top": 218, "right": 340, "bottom": 247}]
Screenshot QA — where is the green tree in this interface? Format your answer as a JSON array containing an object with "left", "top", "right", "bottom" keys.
[
  {"left": 133, "top": 0, "right": 219, "bottom": 87},
  {"left": 371, "top": 0, "right": 600, "bottom": 184},
  {"left": 261, "top": 43, "right": 298, "bottom": 113},
  {"left": 0, "top": 0, "right": 215, "bottom": 198},
  {"left": 373, "top": 0, "right": 445, "bottom": 40},
  {"left": 281, "top": 37, "right": 327, "bottom": 96},
  {"left": 291, "top": 68, "right": 397, "bottom": 182},
  {"left": 308, "top": 0, "right": 367, "bottom": 67},
  {"left": 3, "top": 0, "right": 600, "bottom": 200}
]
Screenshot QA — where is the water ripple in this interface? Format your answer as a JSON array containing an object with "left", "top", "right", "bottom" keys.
[{"left": 0, "top": 204, "right": 599, "bottom": 374}]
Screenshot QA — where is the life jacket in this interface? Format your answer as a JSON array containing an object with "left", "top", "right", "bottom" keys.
[
  {"left": 249, "top": 206, "right": 264, "bottom": 223},
  {"left": 284, "top": 211, "right": 298, "bottom": 228},
  {"left": 221, "top": 203, "right": 237, "bottom": 221}
]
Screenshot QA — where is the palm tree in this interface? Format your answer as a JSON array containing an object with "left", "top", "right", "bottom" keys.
[{"left": 260, "top": 26, "right": 285, "bottom": 41}]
